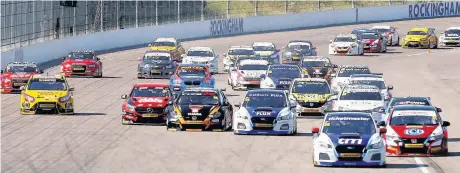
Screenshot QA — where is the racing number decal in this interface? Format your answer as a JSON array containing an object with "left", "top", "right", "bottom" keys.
[{"left": 338, "top": 138, "right": 363, "bottom": 145}]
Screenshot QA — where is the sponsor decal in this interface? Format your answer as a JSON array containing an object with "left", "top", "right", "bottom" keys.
[
  {"left": 138, "top": 97, "right": 164, "bottom": 103},
  {"left": 189, "top": 105, "right": 204, "bottom": 113},
  {"left": 187, "top": 112, "right": 202, "bottom": 116},
  {"left": 405, "top": 144, "right": 424, "bottom": 148},
  {"left": 255, "top": 111, "right": 272, "bottom": 116},
  {"left": 210, "top": 18, "right": 244, "bottom": 36},
  {"left": 409, "top": 2, "right": 460, "bottom": 18},
  {"left": 279, "top": 81, "right": 291, "bottom": 85},
  {"left": 339, "top": 153, "right": 361, "bottom": 157},
  {"left": 404, "top": 128, "right": 425, "bottom": 136},
  {"left": 338, "top": 138, "right": 363, "bottom": 145}
]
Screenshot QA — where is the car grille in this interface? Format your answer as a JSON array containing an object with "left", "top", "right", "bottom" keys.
[
  {"left": 338, "top": 47, "right": 348, "bottom": 49},
  {"left": 11, "top": 78, "right": 28, "bottom": 89},
  {"left": 36, "top": 102, "right": 57, "bottom": 109},
  {"left": 251, "top": 117, "right": 275, "bottom": 130},
  {"left": 183, "top": 114, "right": 208, "bottom": 121},
  {"left": 299, "top": 102, "right": 325, "bottom": 108},
  {"left": 135, "top": 107, "right": 164, "bottom": 114},
  {"left": 335, "top": 145, "right": 366, "bottom": 153},
  {"left": 444, "top": 37, "right": 459, "bottom": 40},
  {"left": 184, "top": 81, "right": 201, "bottom": 85},
  {"left": 71, "top": 65, "right": 86, "bottom": 73},
  {"left": 244, "top": 77, "right": 260, "bottom": 81}
]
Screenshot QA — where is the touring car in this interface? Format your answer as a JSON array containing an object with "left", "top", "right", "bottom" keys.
[
  {"left": 233, "top": 89, "right": 297, "bottom": 135},
  {"left": 166, "top": 88, "right": 233, "bottom": 132},
  {"left": 380, "top": 105, "right": 449, "bottom": 156},
  {"left": 148, "top": 37, "right": 185, "bottom": 62},
  {"left": 439, "top": 27, "right": 460, "bottom": 46},
  {"left": 1, "top": 62, "right": 43, "bottom": 93},
  {"left": 137, "top": 50, "right": 177, "bottom": 79},
  {"left": 370, "top": 26, "right": 400, "bottom": 46},
  {"left": 401, "top": 28, "right": 438, "bottom": 49},
  {"left": 168, "top": 64, "right": 214, "bottom": 95},
  {"left": 228, "top": 59, "right": 269, "bottom": 90},
  {"left": 121, "top": 83, "right": 172, "bottom": 125},
  {"left": 312, "top": 112, "right": 386, "bottom": 167},
  {"left": 330, "top": 84, "right": 385, "bottom": 112},
  {"left": 260, "top": 64, "right": 303, "bottom": 90},
  {"left": 281, "top": 40, "right": 317, "bottom": 64},
  {"left": 329, "top": 34, "right": 364, "bottom": 56},
  {"left": 380, "top": 97, "right": 433, "bottom": 122},
  {"left": 299, "top": 56, "right": 337, "bottom": 81},
  {"left": 288, "top": 78, "right": 332, "bottom": 116},
  {"left": 360, "top": 32, "right": 387, "bottom": 53},
  {"left": 349, "top": 74, "right": 393, "bottom": 101},
  {"left": 181, "top": 47, "right": 219, "bottom": 74},
  {"left": 330, "top": 65, "right": 377, "bottom": 92},
  {"left": 19, "top": 74, "right": 74, "bottom": 115},
  {"left": 60, "top": 50, "right": 103, "bottom": 77},
  {"left": 222, "top": 45, "right": 256, "bottom": 72},
  {"left": 252, "top": 42, "right": 280, "bottom": 64}
]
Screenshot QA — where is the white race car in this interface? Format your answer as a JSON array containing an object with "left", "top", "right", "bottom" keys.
[
  {"left": 348, "top": 74, "right": 394, "bottom": 101},
  {"left": 311, "top": 112, "right": 386, "bottom": 167},
  {"left": 370, "top": 25, "right": 400, "bottom": 46},
  {"left": 182, "top": 47, "right": 218, "bottom": 74},
  {"left": 329, "top": 34, "right": 364, "bottom": 56},
  {"left": 233, "top": 89, "right": 297, "bottom": 135},
  {"left": 222, "top": 45, "right": 256, "bottom": 72},
  {"left": 228, "top": 59, "right": 268, "bottom": 91},
  {"left": 439, "top": 27, "right": 460, "bottom": 46},
  {"left": 329, "top": 65, "right": 373, "bottom": 93},
  {"left": 330, "top": 84, "right": 385, "bottom": 112}
]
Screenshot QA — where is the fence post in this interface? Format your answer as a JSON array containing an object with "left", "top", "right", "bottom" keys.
[
  {"left": 117, "top": 1, "right": 119, "bottom": 29},
  {"left": 285, "top": 0, "right": 288, "bottom": 14},
  {"left": 73, "top": 4, "right": 76, "bottom": 36},
  {"left": 155, "top": 0, "right": 158, "bottom": 25},
  {"left": 60, "top": 5, "right": 64, "bottom": 38},
  {"left": 201, "top": 0, "right": 204, "bottom": 21},
  {"left": 32, "top": 1, "right": 36, "bottom": 42},
  {"left": 318, "top": 0, "right": 320, "bottom": 11},
  {"left": 254, "top": 0, "right": 258, "bottom": 16},
  {"left": 10, "top": 2, "right": 14, "bottom": 46},
  {"left": 388, "top": 0, "right": 391, "bottom": 5},
  {"left": 177, "top": 0, "right": 180, "bottom": 23},
  {"left": 100, "top": 0, "right": 103, "bottom": 32},
  {"left": 226, "top": 0, "right": 230, "bottom": 18},
  {"left": 351, "top": 0, "right": 354, "bottom": 8},
  {"left": 85, "top": 0, "right": 88, "bottom": 34},
  {"left": 135, "top": 0, "right": 139, "bottom": 27}
]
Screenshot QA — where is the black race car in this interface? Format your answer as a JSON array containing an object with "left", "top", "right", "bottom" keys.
[
  {"left": 281, "top": 40, "right": 317, "bottom": 64},
  {"left": 299, "top": 56, "right": 337, "bottom": 81},
  {"left": 137, "top": 50, "right": 178, "bottom": 79},
  {"left": 166, "top": 87, "right": 233, "bottom": 132}
]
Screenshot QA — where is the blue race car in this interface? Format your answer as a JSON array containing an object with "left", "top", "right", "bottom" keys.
[
  {"left": 233, "top": 89, "right": 297, "bottom": 135},
  {"left": 168, "top": 64, "right": 215, "bottom": 95},
  {"left": 260, "top": 64, "right": 303, "bottom": 90},
  {"left": 252, "top": 42, "right": 280, "bottom": 64},
  {"left": 312, "top": 111, "right": 386, "bottom": 167}
]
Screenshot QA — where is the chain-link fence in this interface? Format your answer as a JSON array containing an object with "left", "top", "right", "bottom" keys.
[{"left": 1, "top": 0, "right": 434, "bottom": 52}]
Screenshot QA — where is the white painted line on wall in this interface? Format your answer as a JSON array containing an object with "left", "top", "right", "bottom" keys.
[{"left": 414, "top": 157, "right": 432, "bottom": 173}]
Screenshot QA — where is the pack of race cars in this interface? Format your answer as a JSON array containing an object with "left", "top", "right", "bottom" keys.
[{"left": 2, "top": 25, "right": 458, "bottom": 168}]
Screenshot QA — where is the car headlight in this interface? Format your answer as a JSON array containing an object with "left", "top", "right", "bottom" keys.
[
  {"left": 236, "top": 113, "right": 249, "bottom": 120},
  {"left": 166, "top": 65, "right": 172, "bottom": 69},
  {"left": 368, "top": 141, "right": 383, "bottom": 149},
  {"left": 126, "top": 103, "right": 135, "bottom": 112},
  {"left": 277, "top": 112, "right": 292, "bottom": 121},
  {"left": 317, "top": 141, "right": 333, "bottom": 149},
  {"left": 421, "top": 38, "right": 428, "bottom": 41},
  {"left": 386, "top": 135, "right": 400, "bottom": 142},
  {"left": 144, "top": 64, "right": 150, "bottom": 68},
  {"left": 88, "top": 64, "right": 96, "bottom": 68},
  {"left": 210, "top": 111, "right": 221, "bottom": 118},
  {"left": 65, "top": 64, "right": 71, "bottom": 68},
  {"left": 59, "top": 93, "right": 72, "bottom": 102},
  {"left": 173, "top": 79, "right": 181, "bottom": 84},
  {"left": 429, "top": 134, "right": 443, "bottom": 141},
  {"left": 2, "top": 78, "right": 11, "bottom": 82},
  {"left": 23, "top": 93, "right": 35, "bottom": 102}
]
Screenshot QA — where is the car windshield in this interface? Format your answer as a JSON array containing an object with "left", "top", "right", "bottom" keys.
[
  {"left": 372, "top": 28, "right": 390, "bottom": 33},
  {"left": 178, "top": 91, "right": 219, "bottom": 105},
  {"left": 322, "top": 115, "right": 375, "bottom": 134},
  {"left": 238, "top": 64, "right": 268, "bottom": 70},
  {"left": 243, "top": 92, "right": 287, "bottom": 108},
  {"left": 268, "top": 67, "right": 301, "bottom": 78},
  {"left": 144, "top": 55, "right": 170, "bottom": 61},
  {"left": 130, "top": 87, "right": 170, "bottom": 97},
  {"left": 153, "top": 41, "right": 175, "bottom": 47},
  {"left": 6, "top": 65, "right": 38, "bottom": 73},
  {"left": 361, "top": 33, "right": 379, "bottom": 39},
  {"left": 253, "top": 46, "right": 275, "bottom": 51},
  {"left": 390, "top": 112, "right": 439, "bottom": 126},
  {"left": 178, "top": 66, "right": 206, "bottom": 76},
  {"left": 229, "top": 49, "right": 254, "bottom": 55},
  {"left": 187, "top": 51, "right": 214, "bottom": 57},
  {"left": 288, "top": 43, "right": 311, "bottom": 50},
  {"left": 350, "top": 80, "right": 385, "bottom": 89},
  {"left": 337, "top": 68, "right": 370, "bottom": 77},
  {"left": 340, "top": 90, "right": 382, "bottom": 100},
  {"left": 70, "top": 52, "right": 94, "bottom": 59},
  {"left": 301, "top": 60, "right": 331, "bottom": 67},
  {"left": 27, "top": 78, "right": 67, "bottom": 90},
  {"left": 292, "top": 81, "right": 330, "bottom": 94},
  {"left": 334, "top": 37, "right": 355, "bottom": 42},
  {"left": 408, "top": 31, "right": 427, "bottom": 35},
  {"left": 445, "top": 29, "right": 460, "bottom": 34}
]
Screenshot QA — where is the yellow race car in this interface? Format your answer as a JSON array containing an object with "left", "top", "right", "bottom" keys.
[
  {"left": 148, "top": 37, "right": 185, "bottom": 62},
  {"left": 288, "top": 78, "right": 332, "bottom": 116},
  {"left": 401, "top": 27, "right": 438, "bottom": 48},
  {"left": 20, "top": 74, "right": 74, "bottom": 115}
]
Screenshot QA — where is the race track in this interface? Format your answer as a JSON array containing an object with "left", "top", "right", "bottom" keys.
[{"left": 2, "top": 17, "right": 460, "bottom": 173}]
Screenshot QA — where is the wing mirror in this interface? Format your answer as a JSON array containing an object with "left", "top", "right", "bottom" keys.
[
  {"left": 442, "top": 121, "right": 450, "bottom": 127},
  {"left": 379, "top": 127, "right": 387, "bottom": 134},
  {"left": 260, "top": 74, "right": 266, "bottom": 79},
  {"left": 221, "top": 88, "right": 227, "bottom": 92},
  {"left": 329, "top": 40, "right": 333, "bottom": 43},
  {"left": 387, "top": 85, "right": 394, "bottom": 90},
  {"left": 167, "top": 100, "right": 173, "bottom": 105},
  {"left": 311, "top": 127, "right": 320, "bottom": 133},
  {"left": 148, "top": 44, "right": 152, "bottom": 47},
  {"left": 69, "top": 87, "right": 75, "bottom": 91},
  {"left": 333, "top": 64, "right": 338, "bottom": 68},
  {"left": 436, "top": 107, "right": 442, "bottom": 112},
  {"left": 234, "top": 102, "right": 241, "bottom": 108},
  {"left": 19, "top": 86, "right": 25, "bottom": 90},
  {"left": 377, "top": 121, "right": 386, "bottom": 127},
  {"left": 121, "top": 94, "right": 128, "bottom": 99}
]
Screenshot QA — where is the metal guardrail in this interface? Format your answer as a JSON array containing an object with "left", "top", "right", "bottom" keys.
[{"left": 1, "top": 0, "right": 432, "bottom": 52}]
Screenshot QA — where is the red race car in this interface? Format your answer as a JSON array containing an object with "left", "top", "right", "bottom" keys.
[
  {"left": 360, "top": 32, "right": 387, "bottom": 53},
  {"left": 379, "top": 105, "right": 450, "bottom": 156},
  {"left": 121, "top": 83, "right": 173, "bottom": 125},
  {"left": 1, "top": 62, "right": 43, "bottom": 94},
  {"left": 60, "top": 50, "right": 102, "bottom": 77}
]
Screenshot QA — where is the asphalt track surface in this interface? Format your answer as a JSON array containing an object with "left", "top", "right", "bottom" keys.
[{"left": 2, "top": 17, "right": 460, "bottom": 173}]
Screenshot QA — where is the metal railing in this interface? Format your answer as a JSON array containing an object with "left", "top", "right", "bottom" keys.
[{"left": 1, "top": 0, "right": 431, "bottom": 52}]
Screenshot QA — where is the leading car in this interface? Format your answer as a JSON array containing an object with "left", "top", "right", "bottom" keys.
[
  {"left": 401, "top": 28, "right": 438, "bottom": 49},
  {"left": 312, "top": 111, "right": 386, "bottom": 167},
  {"left": 233, "top": 89, "right": 297, "bottom": 135},
  {"left": 148, "top": 37, "right": 185, "bottom": 62},
  {"left": 169, "top": 64, "right": 215, "bottom": 95},
  {"left": 329, "top": 34, "right": 364, "bottom": 56},
  {"left": 60, "top": 50, "right": 103, "bottom": 78}
]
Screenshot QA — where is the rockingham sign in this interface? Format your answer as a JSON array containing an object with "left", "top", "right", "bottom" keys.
[
  {"left": 409, "top": 1, "right": 460, "bottom": 18},
  {"left": 209, "top": 18, "right": 244, "bottom": 36}
]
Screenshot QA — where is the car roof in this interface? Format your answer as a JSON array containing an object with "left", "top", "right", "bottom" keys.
[
  {"left": 7, "top": 62, "right": 37, "bottom": 66},
  {"left": 31, "top": 74, "right": 63, "bottom": 79},
  {"left": 340, "top": 65, "right": 369, "bottom": 68},
  {"left": 392, "top": 105, "right": 436, "bottom": 111},
  {"left": 187, "top": 47, "right": 213, "bottom": 51},
  {"left": 70, "top": 50, "right": 94, "bottom": 53},
  {"left": 410, "top": 27, "right": 429, "bottom": 32},
  {"left": 392, "top": 96, "right": 429, "bottom": 100},
  {"left": 288, "top": 40, "right": 313, "bottom": 44},
  {"left": 336, "top": 34, "right": 358, "bottom": 38},
  {"left": 239, "top": 59, "right": 269, "bottom": 65},
  {"left": 446, "top": 27, "right": 460, "bottom": 30},
  {"left": 134, "top": 83, "right": 168, "bottom": 88},
  {"left": 293, "top": 78, "right": 327, "bottom": 82},
  {"left": 154, "top": 37, "right": 176, "bottom": 42},
  {"left": 247, "top": 89, "right": 286, "bottom": 94},
  {"left": 350, "top": 74, "right": 382, "bottom": 78},
  {"left": 301, "top": 56, "right": 330, "bottom": 61},
  {"left": 144, "top": 51, "right": 171, "bottom": 56},
  {"left": 183, "top": 87, "right": 219, "bottom": 92},
  {"left": 179, "top": 64, "right": 206, "bottom": 67},
  {"left": 230, "top": 45, "right": 253, "bottom": 49},
  {"left": 269, "top": 64, "right": 298, "bottom": 68},
  {"left": 252, "top": 42, "right": 275, "bottom": 46},
  {"left": 371, "top": 26, "right": 391, "bottom": 29}
]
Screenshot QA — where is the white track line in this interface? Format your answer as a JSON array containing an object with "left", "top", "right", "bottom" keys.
[{"left": 414, "top": 157, "right": 432, "bottom": 173}]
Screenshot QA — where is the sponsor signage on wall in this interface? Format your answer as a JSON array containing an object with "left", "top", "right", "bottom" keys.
[
  {"left": 210, "top": 18, "right": 243, "bottom": 36},
  {"left": 409, "top": 1, "right": 460, "bottom": 18}
]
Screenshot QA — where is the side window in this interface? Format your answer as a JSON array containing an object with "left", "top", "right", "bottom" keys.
[{"left": 220, "top": 91, "right": 227, "bottom": 105}]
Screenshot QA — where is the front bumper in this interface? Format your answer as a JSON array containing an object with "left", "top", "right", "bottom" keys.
[
  {"left": 234, "top": 118, "right": 294, "bottom": 135},
  {"left": 402, "top": 40, "right": 430, "bottom": 48},
  {"left": 440, "top": 39, "right": 460, "bottom": 46},
  {"left": 167, "top": 117, "right": 223, "bottom": 131},
  {"left": 138, "top": 68, "right": 174, "bottom": 79},
  {"left": 233, "top": 80, "right": 261, "bottom": 90},
  {"left": 385, "top": 138, "right": 446, "bottom": 156},
  {"left": 329, "top": 48, "right": 357, "bottom": 56},
  {"left": 314, "top": 147, "right": 385, "bottom": 167},
  {"left": 296, "top": 103, "right": 325, "bottom": 116},
  {"left": 20, "top": 100, "right": 74, "bottom": 115},
  {"left": 364, "top": 45, "right": 380, "bottom": 53}
]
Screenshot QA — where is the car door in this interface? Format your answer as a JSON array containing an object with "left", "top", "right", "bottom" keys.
[{"left": 220, "top": 91, "right": 232, "bottom": 125}]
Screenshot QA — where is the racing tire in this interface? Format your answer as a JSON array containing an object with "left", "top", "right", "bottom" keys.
[
  {"left": 382, "top": 46, "right": 387, "bottom": 53},
  {"left": 389, "top": 38, "right": 393, "bottom": 46},
  {"left": 434, "top": 41, "right": 438, "bottom": 49},
  {"left": 396, "top": 37, "right": 400, "bottom": 46},
  {"left": 440, "top": 148, "right": 449, "bottom": 156},
  {"left": 378, "top": 163, "right": 387, "bottom": 168}
]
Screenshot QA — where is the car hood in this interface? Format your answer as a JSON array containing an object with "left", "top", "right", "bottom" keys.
[
  {"left": 390, "top": 125, "right": 438, "bottom": 138},
  {"left": 4, "top": 72, "right": 35, "bottom": 79},
  {"left": 291, "top": 93, "right": 330, "bottom": 102},
  {"left": 336, "top": 100, "right": 384, "bottom": 110},
  {"left": 179, "top": 75, "right": 206, "bottom": 81},
  {"left": 63, "top": 59, "right": 95, "bottom": 65},
  {"left": 27, "top": 90, "right": 68, "bottom": 99},
  {"left": 239, "top": 70, "right": 266, "bottom": 78},
  {"left": 302, "top": 67, "right": 331, "bottom": 76},
  {"left": 361, "top": 39, "right": 378, "bottom": 44},
  {"left": 271, "top": 77, "right": 295, "bottom": 85},
  {"left": 185, "top": 56, "right": 215, "bottom": 62},
  {"left": 255, "top": 51, "right": 275, "bottom": 56},
  {"left": 326, "top": 133, "right": 373, "bottom": 146},
  {"left": 331, "top": 42, "right": 354, "bottom": 47},
  {"left": 151, "top": 46, "right": 176, "bottom": 51},
  {"left": 246, "top": 107, "right": 284, "bottom": 118},
  {"left": 406, "top": 35, "right": 429, "bottom": 41},
  {"left": 130, "top": 96, "right": 169, "bottom": 107},
  {"left": 177, "top": 104, "right": 220, "bottom": 117}
]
